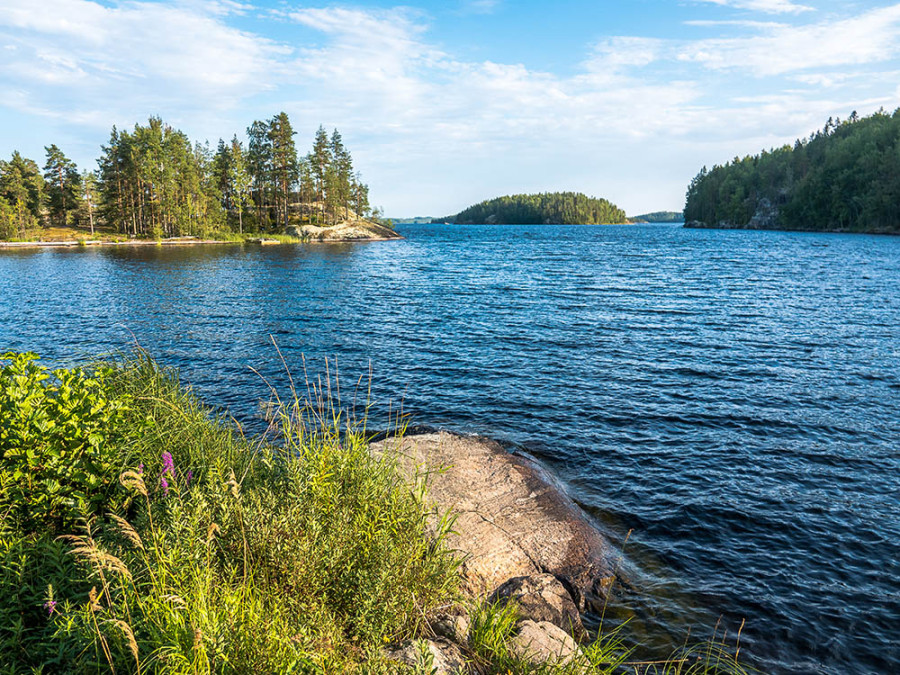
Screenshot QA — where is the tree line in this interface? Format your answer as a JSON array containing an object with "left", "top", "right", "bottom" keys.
[
  {"left": 0, "top": 113, "right": 374, "bottom": 240},
  {"left": 443, "top": 192, "right": 627, "bottom": 225},
  {"left": 684, "top": 108, "right": 900, "bottom": 234}
]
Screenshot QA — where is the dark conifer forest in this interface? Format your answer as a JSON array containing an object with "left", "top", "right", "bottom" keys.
[
  {"left": 0, "top": 113, "right": 373, "bottom": 240},
  {"left": 445, "top": 192, "right": 627, "bottom": 225},
  {"left": 684, "top": 108, "right": 900, "bottom": 234}
]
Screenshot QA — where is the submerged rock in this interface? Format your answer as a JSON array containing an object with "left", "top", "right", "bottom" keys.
[
  {"left": 490, "top": 574, "right": 585, "bottom": 640},
  {"left": 369, "top": 431, "right": 618, "bottom": 611}
]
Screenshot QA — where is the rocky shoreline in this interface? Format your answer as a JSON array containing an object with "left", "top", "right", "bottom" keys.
[
  {"left": 0, "top": 230, "right": 402, "bottom": 249},
  {"left": 370, "top": 430, "right": 621, "bottom": 670}
]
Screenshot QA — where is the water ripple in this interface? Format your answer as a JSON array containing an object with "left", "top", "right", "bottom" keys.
[{"left": 2, "top": 224, "right": 899, "bottom": 674}]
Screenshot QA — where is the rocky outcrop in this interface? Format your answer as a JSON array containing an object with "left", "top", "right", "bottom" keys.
[
  {"left": 490, "top": 574, "right": 585, "bottom": 640},
  {"left": 285, "top": 219, "right": 401, "bottom": 242},
  {"left": 747, "top": 197, "right": 780, "bottom": 229},
  {"left": 369, "top": 431, "right": 617, "bottom": 612},
  {"left": 508, "top": 620, "right": 581, "bottom": 667},
  {"left": 430, "top": 613, "right": 471, "bottom": 644},
  {"left": 385, "top": 638, "right": 467, "bottom": 674},
  {"left": 373, "top": 430, "right": 626, "bottom": 672}
]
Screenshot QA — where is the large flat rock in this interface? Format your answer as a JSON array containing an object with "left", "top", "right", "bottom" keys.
[{"left": 369, "top": 431, "right": 617, "bottom": 608}]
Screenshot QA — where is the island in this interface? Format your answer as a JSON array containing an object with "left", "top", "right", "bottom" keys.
[
  {"left": 684, "top": 108, "right": 900, "bottom": 234},
  {"left": 0, "top": 113, "right": 399, "bottom": 246},
  {"left": 629, "top": 211, "right": 684, "bottom": 223},
  {"left": 437, "top": 191, "right": 627, "bottom": 225}
]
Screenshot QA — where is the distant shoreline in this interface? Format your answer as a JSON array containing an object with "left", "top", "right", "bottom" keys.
[
  {"left": 0, "top": 233, "right": 403, "bottom": 249},
  {"left": 683, "top": 221, "right": 900, "bottom": 236}
]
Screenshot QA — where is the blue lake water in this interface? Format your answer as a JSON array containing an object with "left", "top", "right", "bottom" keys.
[{"left": 1, "top": 223, "right": 898, "bottom": 674}]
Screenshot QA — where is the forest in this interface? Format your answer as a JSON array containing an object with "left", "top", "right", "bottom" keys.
[
  {"left": 444, "top": 192, "right": 627, "bottom": 225},
  {"left": 0, "top": 113, "right": 375, "bottom": 240},
  {"left": 630, "top": 211, "right": 684, "bottom": 223},
  {"left": 684, "top": 107, "right": 900, "bottom": 234}
]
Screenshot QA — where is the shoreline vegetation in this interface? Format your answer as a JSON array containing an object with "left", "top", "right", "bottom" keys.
[
  {"left": 684, "top": 108, "right": 900, "bottom": 235},
  {"left": 0, "top": 350, "right": 751, "bottom": 674},
  {"left": 0, "top": 113, "right": 397, "bottom": 245}
]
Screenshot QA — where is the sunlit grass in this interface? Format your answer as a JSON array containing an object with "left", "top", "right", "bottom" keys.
[{"left": 0, "top": 350, "right": 755, "bottom": 673}]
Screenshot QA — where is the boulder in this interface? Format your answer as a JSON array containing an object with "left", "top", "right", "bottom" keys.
[
  {"left": 490, "top": 574, "right": 585, "bottom": 640},
  {"left": 507, "top": 620, "right": 580, "bottom": 667},
  {"left": 385, "top": 638, "right": 467, "bottom": 674},
  {"left": 369, "top": 431, "right": 617, "bottom": 611},
  {"left": 430, "top": 613, "right": 470, "bottom": 644}
]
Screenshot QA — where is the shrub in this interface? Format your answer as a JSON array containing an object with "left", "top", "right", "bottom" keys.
[{"left": 0, "top": 353, "right": 137, "bottom": 533}]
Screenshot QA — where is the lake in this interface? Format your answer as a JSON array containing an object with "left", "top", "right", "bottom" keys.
[{"left": 1, "top": 223, "right": 898, "bottom": 674}]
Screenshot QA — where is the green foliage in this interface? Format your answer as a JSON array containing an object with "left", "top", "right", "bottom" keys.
[
  {"left": 0, "top": 353, "right": 135, "bottom": 532},
  {"left": 630, "top": 211, "right": 684, "bottom": 223},
  {"left": 0, "top": 533, "right": 90, "bottom": 670},
  {"left": 684, "top": 108, "right": 900, "bottom": 233},
  {"left": 43, "top": 144, "right": 81, "bottom": 227},
  {"left": 0, "top": 352, "right": 460, "bottom": 673},
  {"left": 0, "top": 151, "right": 44, "bottom": 238},
  {"left": 97, "top": 118, "right": 226, "bottom": 238},
  {"left": 0, "top": 351, "right": 756, "bottom": 674},
  {"left": 468, "top": 600, "right": 521, "bottom": 670},
  {"left": 447, "top": 192, "right": 627, "bottom": 225}
]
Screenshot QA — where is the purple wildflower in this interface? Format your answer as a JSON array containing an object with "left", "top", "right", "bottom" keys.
[
  {"left": 160, "top": 451, "right": 175, "bottom": 495},
  {"left": 186, "top": 470, "right": 193, "bottom": 486},
  {"left": 161, "top": 452, "right": 175, "bottom": 477},
  {"left": 44, "top": 600, "right": 57, "bottom": 616},
  {"left": 138, "top": 462, "right": 144, "bottom": 475}
]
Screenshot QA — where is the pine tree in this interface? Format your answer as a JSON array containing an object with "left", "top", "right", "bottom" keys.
[
  {"left": 79, "top": 170, "right": 97, "bottom": 235},
  {"left": 330, "top": 129, "right": 353, "bottom": 222},
  {"left": 43, "top": 145, "right": 79, "bottom": 227},
  {"left": 311, "top": 126, "right": 331, "bottom": 225},
  {"left": 0, "top": 152, "right": 44, "bottom": 236},
  {"left": 229, "top": 136, "right": 252, "bottom": 234},
  {"left": 267, "top": 112, "right": 299, "bottom": 231},
  {"left": 247, "top": 119, "right": 272, "bottom": 229}
]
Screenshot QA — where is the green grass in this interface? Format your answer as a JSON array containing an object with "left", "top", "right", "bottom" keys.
[
  {"left": 0, "top": 352, "right": 459, "bottom": 673},
  {"left": 0, "top": 351, "right": 754, "bottom": 674}
]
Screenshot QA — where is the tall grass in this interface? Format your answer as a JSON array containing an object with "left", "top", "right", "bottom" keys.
[
  {"left": 1, "top": 351, "right": 459, "bottom": 673},
  {"left": 0, "top": 351, "right": 754, "bottom": 674}
]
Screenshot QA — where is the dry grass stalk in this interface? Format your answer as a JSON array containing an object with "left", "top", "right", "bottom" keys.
[{"left": 108, "top": 513, "right": 144, "bottom": 550}]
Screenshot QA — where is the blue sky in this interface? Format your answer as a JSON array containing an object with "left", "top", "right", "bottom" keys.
[{"left": 1, "top": 0, "right": 899, "bottom": 216}]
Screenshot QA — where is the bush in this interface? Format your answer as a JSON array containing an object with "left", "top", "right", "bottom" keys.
[
  {"left": 0, "top": 352, "right": 460, "bottom": 673},
  {"left": 0, "top": 353, "right": 137, "bottom": 533}
]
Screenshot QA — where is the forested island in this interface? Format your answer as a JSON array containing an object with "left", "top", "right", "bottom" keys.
[
  {"left": 628, "top": 211, "right": 684, "bottom": 223},
  {"left": 630, "top": 211, "right": 684, "bottom": 223},
  {"left": 440, "top": 192, "right": 627, "bottom": 225},
  {"left": 0, "top": 113, "right": 393, "bottom": 243},
  {"left": 684, "top": 108, "right": 900, "bottom": 234}
]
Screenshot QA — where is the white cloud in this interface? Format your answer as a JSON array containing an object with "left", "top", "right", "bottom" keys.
[
  {"left": 0, "top": 0, "right": 285, "bottom": 125},
  {"left": 696, "top": 0, "right": 815, "bottom": 14},
  {"left": 678, "top": 4, "right": 900, "bottom": 75},
  {"left": 460, "top": 0, "right": 502, "bottom": 14},
  {"left": 0, "top": 0, "right": 898, "bottom": 215}
]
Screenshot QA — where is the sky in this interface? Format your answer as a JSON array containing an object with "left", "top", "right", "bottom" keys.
[{"left": 1, "top": 0, "right": 899, "bottom": 216}]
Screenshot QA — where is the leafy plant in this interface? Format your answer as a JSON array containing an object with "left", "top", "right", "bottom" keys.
[{"left": 0, "top": 352, "right": 136, "bottom": 532}]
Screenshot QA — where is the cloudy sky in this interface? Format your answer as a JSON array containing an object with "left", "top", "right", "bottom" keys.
[{"left": 1, "top": 0, "right": 898, "bottom": 216}]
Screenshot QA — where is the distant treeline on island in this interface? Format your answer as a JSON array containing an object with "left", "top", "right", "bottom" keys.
[
  {"left": 685, "top": 107, "right": 900, "bottom": 234},
  {"left": 629, "top": 211, "right": 684, "bottom": 223},
  {"left": 0, "top": 113, "right": 379, "bottom": 241},
  {"left": 438, "top": 192, "right": 627, "bottom": 225}
]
